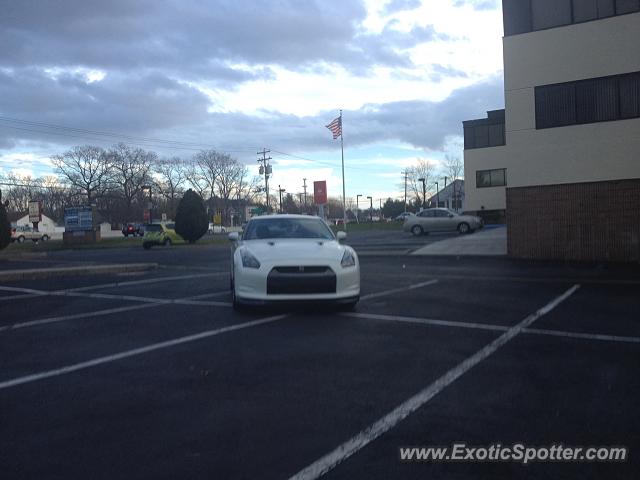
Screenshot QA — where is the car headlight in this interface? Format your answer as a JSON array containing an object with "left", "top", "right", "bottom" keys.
[
  {"left": 341, "top": 249, "right": 356, "bottom": 268},
  {"left": 240, "top": 248, "right": 261, "bottom": 269}
]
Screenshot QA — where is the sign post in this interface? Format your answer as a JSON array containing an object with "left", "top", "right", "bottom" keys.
[
  {"left": 28, "top": 200, "right": 42, "bottom": 231},
  {"left": 314, "top": 181, "right": 327, "bottom": 220}
]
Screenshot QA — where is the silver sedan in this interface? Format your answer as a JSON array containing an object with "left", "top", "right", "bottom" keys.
[{"left": 403, "top": 208, "right": 483, "bottom": 236}]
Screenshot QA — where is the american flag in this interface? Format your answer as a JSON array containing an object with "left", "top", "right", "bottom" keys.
[{"left": 325, "top": 116, "right": 342, "bottom": 139}]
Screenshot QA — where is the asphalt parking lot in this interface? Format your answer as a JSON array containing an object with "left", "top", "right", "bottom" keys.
[{"left": 1, "top": 246, "right": 639, "bottom": 479}]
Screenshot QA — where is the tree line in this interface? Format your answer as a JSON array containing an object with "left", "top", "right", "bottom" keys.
[{"left": 1, "top": 144, "right": 263, "bottom": 225}]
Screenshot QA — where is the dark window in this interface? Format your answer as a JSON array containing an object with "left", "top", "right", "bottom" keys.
[
  {"left": 419, "top": 210, "right": 435, "bottom": 218},
  {"left": 597, "top": 0, "right": 616, "bottom": 16},
  {"left": 573, "top": 0, "right": 598, "bottom": 22},
  {"left": 615, "top": 0, "right": 640, "bottom": 14},
  {"left": 503, "top": 0, "right": 533, "bottom": 35},
  {"left": 476, "top": 169, "right": 506, "bottom": 188},
  {"left": 620, "top": 73, "right": 640, "bottom": 119},
  {"left": 575, "top": 77, "right": 619, "bottom": 123},
  {"left": 535, "top": 83, "right": 576, "bottom": 128},
  {"left": 532, "top": 0, "right": 572, "bottom": 29},
  {"left": 435, "top": 210, "right": 450, "bottom": 218},
  {"left": 464, "top": 126, "right": 476, "bottom": 149},
  {"left": 474, "top": 125, "right": 489, "bottom": 148},
  {"left": 536, "top": 71, "right": 640, "bottom": 129},
  {"left": 488, "top": 123, "right": 505, "bottom": 146}
]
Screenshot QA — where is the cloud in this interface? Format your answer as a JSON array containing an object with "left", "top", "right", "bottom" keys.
[
  {"left": 381, "top": 0, "right": 422, "bottom": 15},
  {"left": 0, "top": 0, "right": 444, "bottom": 81},
  {"left": 453, "top": 0, "right": 500, "bottom": 11}
]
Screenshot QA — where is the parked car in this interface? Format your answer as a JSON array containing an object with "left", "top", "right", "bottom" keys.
[
  {"left": 142, "top": 223, "right": 185, "bottom": 249},
  {"left": 394, "top": 212, "right": 414, "bottom": 222},
  {"left": 403, "top": 208, "right": 483, "bottom": 236},
  {"left": 208, "top": 223, "right": 227, "bottom": 234},
  {"left": 11, "top": 225, "right": 50, "bottom": 243},
  {"left": 122, "top": 223, "right": 144, "bottom": 237},
  {"left": 229, "top": 214, "right": 360, "bottom": 310}
]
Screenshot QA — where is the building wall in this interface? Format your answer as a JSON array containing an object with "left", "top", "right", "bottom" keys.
[
  {"left": 507, "top": 178, "right": 640, "bottom": 261},
  {"left": 465, "top": 11, "right": 640, "bottom": 214}
]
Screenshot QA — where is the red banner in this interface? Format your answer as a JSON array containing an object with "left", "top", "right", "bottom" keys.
[{"left": 314, "top": 181, "right": 327, "bottom": 205}]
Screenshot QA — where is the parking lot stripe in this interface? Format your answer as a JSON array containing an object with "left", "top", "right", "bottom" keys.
[
  {"left": 524, "top": 327, "right": 640, "bottom": 344},
  {"left": 360, "top": 279, "right": 438, "bottom": 301},
  {"left": 65, "top": 272, "right": 227, "bottom": 292},
  {"left": 342, "top": 312, "right": 510, "bottom": 333},
  {"left": 344, "top": 312, "right": 640, "bottom": 346},
  {"left": 0, "top": 314, "right": 288, "bottom": 390},
  {"left": 288, "top": 284, "right": 580, "bottom": 480}
]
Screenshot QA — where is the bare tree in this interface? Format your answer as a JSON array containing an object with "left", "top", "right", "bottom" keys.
[
  {"left": 51, "top": 145, "right": 113, "bottom": 204},
  {"left": 444, "top": 155, "right": 463, "bottom": 181},
  {"left": 189, "top": 150, "right": 223, "bottom": 200},
  {"left": 154, "top": 157, "right": 186, "bottom": 218},
  {"left": 109, "top": 143, "right": 154, "bottom": 220},
  {"left": 215, "top": 154, "right": 245, "bottom": 224},
  {"left": 408, "top": 158, "right": 436, "bottom": 205}
]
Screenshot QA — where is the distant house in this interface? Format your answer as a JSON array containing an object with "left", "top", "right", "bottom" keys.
[
  {"left": 427, "top": 179, "right": 465, "bottom": 212},
  {"left": 14, "top": 213, "right": 61, "bottom": 234}
]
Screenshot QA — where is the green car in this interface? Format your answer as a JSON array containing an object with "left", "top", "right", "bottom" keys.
[{"left": 142, "top": 223, "right": 185, "bottom": 249}]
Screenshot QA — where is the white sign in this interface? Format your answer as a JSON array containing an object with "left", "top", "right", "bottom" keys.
[{"left": 28, "top": 201, "right": 42, "bottom": 223}]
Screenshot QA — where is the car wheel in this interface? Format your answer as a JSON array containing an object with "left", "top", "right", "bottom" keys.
[
  {"left": 458, "top": 222, "right": 471, "bottom": 234},
  {"left": 17, "top": 236, "right": 25, "bottom": 243},
  {"left": 143, "top": 242, "right": 152, "bottom": 250},
  {"left": 41, "top": 235, "right": 49, "bottom": 242},
  {"left": 164, "top": 238, "right": 172, "bottom": 247},
  {"left": 411, "top": 225, "right": 423, "bottom": 236}
]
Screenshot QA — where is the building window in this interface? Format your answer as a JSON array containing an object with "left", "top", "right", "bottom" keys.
[
  {"left": 503, "top": 0, "right": 637, "bottom": 36},
  {"left": 476, "top": 169, "right": 507, "bottom": 188},
  {"left": 532, "top": 0, "right": 572, "bottom": 30},
  {"left": 536, "top": 71, "right": 640, "bottom": 129},
  {"left": 463, "top": 110, "right": 506, "bottom": 150}
]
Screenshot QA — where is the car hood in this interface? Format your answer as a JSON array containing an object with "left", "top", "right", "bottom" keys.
[{"left": 240, "top": 239, "right": 346, "bottom": 263}]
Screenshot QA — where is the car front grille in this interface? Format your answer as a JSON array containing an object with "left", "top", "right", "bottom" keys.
[{"left": 267, "top": 266, "right": 336, "bottom": 294}]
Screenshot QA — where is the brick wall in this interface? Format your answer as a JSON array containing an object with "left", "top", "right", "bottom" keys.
[{"left": 506, "top": 179, "right": 640, "bottom": 262}]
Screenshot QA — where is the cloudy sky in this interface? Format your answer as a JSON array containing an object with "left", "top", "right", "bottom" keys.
[{"left": 0, "top": 0, "right": 505, "bottom": 201}]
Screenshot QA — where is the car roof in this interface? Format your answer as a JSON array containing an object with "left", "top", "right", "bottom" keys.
[{"left": 248, "top": 214, "right": 322, "bottom": 221}]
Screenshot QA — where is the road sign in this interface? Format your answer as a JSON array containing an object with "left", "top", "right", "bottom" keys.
[
  {"left": 314, "top": 181, "right": 327, "bottom": 205},
  {"left": 64, "top": 206, "right": 94, "bottom": 232}
]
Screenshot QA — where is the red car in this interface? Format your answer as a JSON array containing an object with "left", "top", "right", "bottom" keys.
[{"left": 122, "top": 223, "right": 144, "bottom": 237}]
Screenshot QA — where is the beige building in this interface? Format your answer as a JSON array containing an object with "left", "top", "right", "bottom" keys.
[{"left": 463, "top": 0, "right": 640, "bottom": 260}]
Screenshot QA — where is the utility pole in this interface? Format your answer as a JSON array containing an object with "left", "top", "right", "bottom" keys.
[
  {"left": 302, "top": 178, "right": 308, "bottom": 213},
  {"left": 257, "top": 149, "right": 272, "bottom": 213},
  {"left": 367, "top": 196, "right": 372, "bottom": 222},
  {"left": 402, "top": 170, "right": 408, "bottom": 212},
  {"left": 356, "top": 194, "right": 362, "bottom": 224},
  {"left": 443, "top": 176, "right": 448, "bottom": 209},
  {"left": 435, "top": 181, "right": 439, "bottom": 208},
  {"left": 379, "top": 198, "right": 382, "bottom": 221},
  {"left": 278, "top": 185, "right": 286, "bottom": 214},
  {"left": 418, "top": 177, "right": 426, "bottom": 210}
]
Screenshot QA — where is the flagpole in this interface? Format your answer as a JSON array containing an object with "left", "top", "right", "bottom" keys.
[{"left": 340, "top": 109, "right": 347, "bottom": 232}]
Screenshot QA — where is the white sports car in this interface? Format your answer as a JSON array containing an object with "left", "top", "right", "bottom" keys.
[{"left": 229, "top": 215, "right": 360, "bottom": 309}]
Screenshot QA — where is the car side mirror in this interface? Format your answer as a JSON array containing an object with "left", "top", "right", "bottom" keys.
[
  {"left": 228, "top": 232, "right": 239, "bottom": 242},
  {"left": 336, "top": 231, "right": 347, "bottom": 241}
]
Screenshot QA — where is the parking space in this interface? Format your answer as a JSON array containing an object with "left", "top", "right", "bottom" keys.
[{"left": 0, "top": 252, "right": 638, "bottom": 479}]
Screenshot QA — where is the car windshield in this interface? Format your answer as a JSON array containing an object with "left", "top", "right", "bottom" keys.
[{"left": 243, "top": 217, "right": 334, "bottom": 240}]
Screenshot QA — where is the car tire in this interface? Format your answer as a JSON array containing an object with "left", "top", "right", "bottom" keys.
[
  {"left": 164, "top": 238, "right": 172, "bottom": 247},
  {"left": 17, "top": 236, "right": 25, "bottom": 243},
  {"left": 41, "top": 235, "right": 49, "bottom": 242},
  {"left": 143, "top": 242, "right": 152, "bottom": 250},
  {"left": 458, "top": 222, "right": 471, "bottom": 234},
  {"left": 411, "top": 225, "right": 423, "bottom": 236}
]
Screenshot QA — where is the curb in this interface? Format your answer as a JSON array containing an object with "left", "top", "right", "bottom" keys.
[
  {"left": 0, "top": 252, "right": 49, "bottom": 260},
  {"left": 0, "top": 263, "right": 158, "bottom": 281}
]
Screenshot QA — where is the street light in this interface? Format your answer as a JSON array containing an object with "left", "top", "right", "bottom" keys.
[
  {"left": 356, "top": 194, "right": 362, "bottom": 224},
  {"left": 417, "top": 177, "right": 426, "bottom": 210},
  {"left": 278, "top": 185, "right": 286, "bottom": 214},
  {"left": 367, "top": 196, "right": 372, "bottom": 221}
]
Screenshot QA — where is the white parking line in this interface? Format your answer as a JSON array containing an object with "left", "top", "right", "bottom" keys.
[
  {"left": 343, "top": 312, "right": 640, "bottom": 345},
  {"left": 342, "top": 312, "right": 509, "bottom": 333},
  {"left": 360, "top": 279, "right": 438, "bottom": 301},
  {"left": 288, "top": 284, "right": 581, "bottom": 480},
  {"left": 0, "top": 272, "right": 228, "bottom": 302},
  {"left": 0, "top": 314, "right": 288, "bottom": 390}
]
